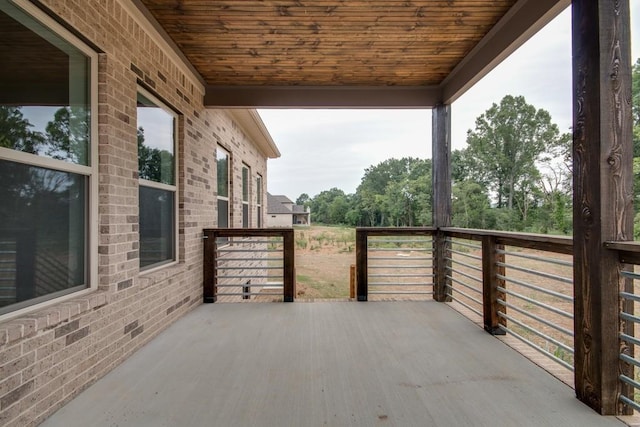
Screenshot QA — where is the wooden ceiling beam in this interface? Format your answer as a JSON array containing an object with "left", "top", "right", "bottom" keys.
[{"left": 204, "top": 85, "right": 442, "bottom": 108}]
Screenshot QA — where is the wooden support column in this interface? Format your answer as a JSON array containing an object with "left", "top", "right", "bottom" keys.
[
  {"left": 202, "top": 230, "right": 216, "bottom": 303},
  {"left": 355, "top": 229, "right": 368, "bottom": 301},
  {"left": 572, "top": 0, "right": 633, "bottom": 414},
  {"left": 432, "top": 104, "right": 452, "bottom": 302},
  {"left": 283, "top": 228, "right": 295, "bottom": 302}
]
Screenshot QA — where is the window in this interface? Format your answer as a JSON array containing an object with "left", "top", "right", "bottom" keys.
[
  {"left": 0, "top": 1, "right": 96, "bottom": 315},
  {"left": 256, "top": 174, "right": 263, "bottom": 228},
  {"left": 137, "top": 90, "right": 176, "bottom": 270},
  {"left": 242, "top": 165, "right": 249, "bottom": 228},
  {"left": 217, "top": 146, "right": 230, "bottom": 228}
]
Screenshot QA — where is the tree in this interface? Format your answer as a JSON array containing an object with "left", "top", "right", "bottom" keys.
[
  {"left": 0, "top": 106, "right": 44, "bottom": 154},
  {"left": 45, "top": 107, "right": 89, "bottom": 164},
  {"left": 464, "top": 95, "right": 564, "bottom": 210},
  {"left": 296, "top": 193, "right": 310, "bottom": 207}
]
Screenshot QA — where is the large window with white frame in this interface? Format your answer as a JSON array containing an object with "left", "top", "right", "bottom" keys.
[
  {"left": 242, "top": 164, "right": 250, "bottom": 228},
  {"left": 0, "top": 0, "right": 97, "bottom": 315},
  {"left": 137, "top": 89, "right": 177, "bottom": 270},
  {"left": 217, "top": 146, "right": 230, "bottom": 228},
  {"left": 256, "top": 174, "right": 263, "bottom": 228}
]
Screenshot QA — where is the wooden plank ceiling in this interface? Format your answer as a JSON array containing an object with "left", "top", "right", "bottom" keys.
[{"left": 137, "top": 0, "right": 566, "bottom": 107}]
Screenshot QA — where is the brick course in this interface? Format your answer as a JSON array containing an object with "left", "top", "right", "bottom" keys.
[{"left": 0, "top": 1, "right": 270, "bottom": 425}]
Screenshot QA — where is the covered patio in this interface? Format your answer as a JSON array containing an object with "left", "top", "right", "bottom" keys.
[{"left": 39, "top": 301, "right": 624, "bottom": 427}]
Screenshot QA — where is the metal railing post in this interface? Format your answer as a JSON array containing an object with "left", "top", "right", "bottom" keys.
[{"left": 203, "top": 229, "right": 216, "bottom": 303}]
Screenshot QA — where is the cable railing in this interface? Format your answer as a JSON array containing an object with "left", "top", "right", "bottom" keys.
[
  {"left": 356, "top": 228, "right": 435, "bottom": 301},
  {"left": 203, "top": 228, "right": 295, "bottom": 303},
  {"left": 605, "top": 241, "right": 640, "bottom": 413},
  {"left": 496, "top": 246, "right": 574, "bottom": 371},
  {"left": 446, "top": 238, "right": 483, "bottom": 322},
  {"left": 442, "top": 228, "right": 574, "bottom": 377}
]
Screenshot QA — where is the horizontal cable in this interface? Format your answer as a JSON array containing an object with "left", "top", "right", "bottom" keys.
[
  {"left": 497, "top": 274, "right": 572, "bottom": 302},
  {"left": 216, "top": 293, "right": 282, "bottom": 297},
  {"left": 497, "top": 286, "right": 573, "bottom": 319},
  {"left": 450, "top": 240, "right": 482, "bottom": 251},
  {"left": 619, "top": 395, "right": 640, "bottom": 412},
  {"left": 450, "top": 249, "right": 482, "bottom": 261},
  {"left": 214, "top": 257, "right": 283, "bottom": 262},
  {"left": 447, "top": 258, "right": 482, "bottom": 273},
  {"left": 216, "top": 266, "right": 282, "bottom": 270},
  {"left": 499, "top": 311, "right": 573, "bottom": 355},
  {"left": 447, "top": 267, "right": 483, "bottom": 285},
  {"left": 619, "top": 374, "right": 640, "bottom": 391},
  {"left": 620, "top": 270, "right": 640, "bottom": 280},
  {"left": 448, "top": 285, "right": 482, "bottom": 307},
  {"left": 496, "top": 262, "right": 572, "bottom": 285},
  {"left": 217, "top": 249, "right": 282, "bottom": 253},
  {"left": 216, "top": 283, "right": 282, "bottom": 288},
  {"left": 447, "top": 275, "right": 482, "bottom": 296},
  {"left": 620, "top": 291, "right": 640, "bottom": 304},
  {"left": 369, "top": 290, "right": 433, "bottom": 295},
  {"left": 368, "top": 239, "right": 432, "bottom": 244},
  {"left": 368, "top": 265, "right": 431, "bottom": 269},
  {"left": 620, "top": 353, "right": 640, "bottom": 369},
  {"left": 368, "top": 256, "right": 432, "bottom": 261},
  {"left": 217, "top": 275, "right": 281, "bottom": 279},
  {"left": 368, "top": 248, "right": 431, "bottom": 252},
  {"left": 497, "top": 249, "right": 572, "bottom": 267},
  {"left": 620, "top": 312, "right": 640, "bottom": 325},
  {"left": 497, "top": 299, "right": 573, "bottom": 337},
  {"left": 369, "top": 273, "right": 429, "bottom": 278},
  {"left": 449, "top": 295, "right": 483, "bottom": 318},
  {"left": 223, "top": 240, "right": 282, "bottom": 245},
  {"left": 369, "top": 282, "right": 431, "bottom": 287},
  {"left": 620, "top": 332, "right": 640, "bottom": 347},
  {"left": 498, "top": 324, "right": 574, "bottom": 371}
]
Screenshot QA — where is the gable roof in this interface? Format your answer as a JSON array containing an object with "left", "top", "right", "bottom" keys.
[{"left": 267, "top": 193, "right": 295, "bottom": 214}]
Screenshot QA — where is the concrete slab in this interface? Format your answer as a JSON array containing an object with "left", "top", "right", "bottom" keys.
[{"left": 41, "top": 301, "right": 624, "bottom": 427}]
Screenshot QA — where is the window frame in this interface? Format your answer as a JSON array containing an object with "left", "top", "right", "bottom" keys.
[
  {"left": 242, "top": 164, "right": 250, "bottom": 228},
  {"left": 216, "top": 145, "right": 230, "bottom": 229},
  {"left": 137, "top": 86, "right": 179, "bottom": 273},
  {"left": 0, "top": 0, "right": 98, "bottom": 319},
  {"left": 256, "top": 174, "right": 263, "bottom": 228}
]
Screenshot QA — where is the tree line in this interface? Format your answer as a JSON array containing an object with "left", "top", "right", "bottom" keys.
[{"left": 301, "top": 56, "right": 640, "bottom": 236}]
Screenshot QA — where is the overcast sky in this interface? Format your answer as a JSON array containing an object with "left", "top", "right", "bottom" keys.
[{"left": 259, "top": 5, "right": 640, "bottom": 202}]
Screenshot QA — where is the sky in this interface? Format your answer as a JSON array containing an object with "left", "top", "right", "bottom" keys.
[{"left": 258, "top": 4, "right": 640, "bottom": 203}]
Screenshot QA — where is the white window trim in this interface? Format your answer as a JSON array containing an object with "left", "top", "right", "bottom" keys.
[
  {"left": 256, "top": 173, "right": 263, "bottom": 228},
  {"left": 137, "top": 86, "right": 179, "bottom": 272},
  {"left": 0, "top": 0, "right": 99, "bottom": 321},
  {"left": 216, "top": 145, "right": 231, "bottom": 228},
  {"left": 242, "top": 164, "right": 250, "bottom": 228}
]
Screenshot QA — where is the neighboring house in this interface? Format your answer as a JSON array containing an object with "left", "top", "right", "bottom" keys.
[
  {"left": 0, "top": 1, "right": 279, "bottom": 424},
  {"left": 267, "top": 193, "right": 311, "bottom": 227}
]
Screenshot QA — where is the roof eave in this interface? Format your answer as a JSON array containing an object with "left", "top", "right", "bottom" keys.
[{"left": 228, "top": 110, "right": 281, "bottom": 159}]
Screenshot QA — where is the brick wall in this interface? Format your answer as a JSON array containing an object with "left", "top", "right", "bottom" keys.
[{"left": 0, "top": 1, "right": 269, "bottom": 425}]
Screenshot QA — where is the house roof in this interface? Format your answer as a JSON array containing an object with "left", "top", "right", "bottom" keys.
[
  {"left": 267, "top": 193, "right": 296, "bottom": 214},
  {"left": 134, "top": 0, "right": 569, "bottom": 107},
  {"left": 292, "top": 205, "right": 308, "bottom": 214}
]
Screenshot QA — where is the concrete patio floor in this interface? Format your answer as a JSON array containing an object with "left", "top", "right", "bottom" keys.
[{"left": 41, "top": 301, "right": 624, "bottom": 427}]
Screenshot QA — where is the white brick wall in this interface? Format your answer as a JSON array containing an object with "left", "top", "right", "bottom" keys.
[{"left": 0, "top": 1, "right": 270, "bottom": 425}]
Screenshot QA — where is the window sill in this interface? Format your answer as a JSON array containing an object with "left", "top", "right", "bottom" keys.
[
  {"left": 138, "top": 261, "right": 184, "bottom": 290},
  {"left": 0, "top": 288, "right": 109, "bottom": 348}
]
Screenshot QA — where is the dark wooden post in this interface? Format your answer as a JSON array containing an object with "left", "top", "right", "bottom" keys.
[
  {"left": 432, "top": 104, "right": 452, "bottom": 302},
  {"left": 203, "top": 230, "right": 216, "bottom": 303},
  {"left": 572, "top": 0, "right": 633, "bottom": 414},
  {"left": 481, "top": 236, "right": 506, "bottom": 335},
  {"left": 356, "top": 229, "right": 368, "bottom": 301},
  {"left": 283, "top": 228, "right": 295, "bottom": 302}
]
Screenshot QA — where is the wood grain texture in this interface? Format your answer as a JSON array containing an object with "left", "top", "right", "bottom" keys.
[
  {"left": 482, "top": 236, "right": 506, "bottom": 335},
  {"left": 432, "top": 104, "right": 452, "bottom": 302},
  {"left": 139, "top": 0, "right": 517, "bottom": 86},
  {"left": 572, "top": 0, "right": 633, "bottom": 415}
]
